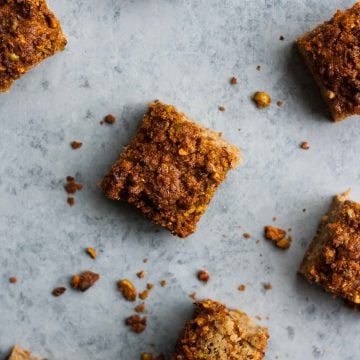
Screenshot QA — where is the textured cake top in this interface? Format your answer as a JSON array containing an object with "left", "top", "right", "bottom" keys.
[
  {"left": 102, "top": 101, "right": 240, "bottom": 237},
  {"left": 297, "top": 3, "right": 360, "bottom": 118},
  {"left": 0, "top": 0, "right": 67, "bottom": 91},
  {"left": 171, "top": 299, "right": 269, "bottom": 360},
  {"left": 301, "top": 191, "right": 360, "bottom": 303}
]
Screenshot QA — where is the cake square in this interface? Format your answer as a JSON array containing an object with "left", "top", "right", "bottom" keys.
[
  {"left": 297, "top": 3, "right": 360, "bottom": 121},
  {"left": 299, "top": 190, "right": 360, "bottom": 304},
  {"left": 0, "top": 0, "right": 67, "bottom": 92},
  {"left": 101, "top": 101, "right": 241, "bottom": 238},
  {"left": 8, "top": 345, "right": 39, "bottom": 360},
  {"left": 171, "top": 299, "right": 269, "bottom": 360}
]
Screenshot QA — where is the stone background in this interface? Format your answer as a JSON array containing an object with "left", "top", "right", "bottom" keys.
[{"left": 0, "top": 0, "right": 359, "bottom": 359}]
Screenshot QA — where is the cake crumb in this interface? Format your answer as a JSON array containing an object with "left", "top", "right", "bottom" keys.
[
  {"left": 243, "top": 232, "right": 251, "bottom": 239},
  {"left": 264, "top": 225, "right": 291, "bottom": 249},
  {"left": 147, "top": 283, "right": 154, "bottom": 290},
  {"left": 272, "top": 217, "right": 277, "bottom": 222},
  {"left": 276, "top": 100, "right": 284, "bottom": 107},
  {"left": 263, "top": 283, "right": 273, "bottom": 290},
  {"left": 71, "top": 271, "right": 99, "bottom": 292},
  {"left": 86, "top": 247, "right": 97, "bottom": 259},
  {"left": 143, "top": 258, "right": 148, "bottom": 263},
  {"left": 140, "top": 353, "right": 153, "bottom": 360},
  {"left": 125, "top": 314, "right": 147, "bottom": 333},
  {"left": 70, "top": 141, "right": 82, "bottom": 149},
  {"left": 137, "top": 270, "right": 146, "bottom": 279},
  {"left": 139, "top": 290, "right": 150, "bottom": 300},
  {"left": 67, "top": 196, "right": 75, "bottom": 206},
  {"left": 9, "top": 276, "right": 17, "bottom": 284},
  {"left": 230, "top": 76, "right": 238, "bottom": 85},
  {"left": 160, "top": 280, "right": 167, "bottom": 288},
  {"left": 197, "top": 270, "right": 210, "bottom": 283},
  {"left": 256, "top": 65, "right": 261, "bottom": 71},
  {"left": 52, "top": 287, "right": 66, "bottom": 297},
  {"left": 64, "top": 176, "right": 83, "bottom": 194},
  {"left": 252, "top": 91, "right": 272, "bottom": 108},
  {"left": 238, "top": 284, "right": 246, "bottom": 291},
  {"left": 118, "top": 279, "right": 137, "bottom": 301},
  {"left": 189, "top": 292, "right": 197, "bottom": 300},
  {"left": 104, "top": 114, "right": 116, "bottom": 124},
  {"left": 135, "top": 303, "right": 146, "bottom": 313},
  {"left": 218, "top": 105, "right": 225, "bottom": 112},
  {"left": 300, "top": 141, "right": 310, "bottom": 150},
  {"left": 279, "top": 35, "right": 285, "bottom": 41}
]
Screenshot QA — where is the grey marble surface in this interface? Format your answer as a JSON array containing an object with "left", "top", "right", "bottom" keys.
[{"left": 0, "top": 0, "right": 359, "bottom": 359}]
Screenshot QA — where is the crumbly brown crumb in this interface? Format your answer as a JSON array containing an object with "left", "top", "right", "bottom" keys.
[
  {"left": 300, "top": 141, "right": 310, "bottom": 150},
  {"left": 147, "top": 283, "right": 154, "bottom": 290},
  {"left": 139, "top": 290, "right": 149, "bottom": 300},
  {"left": 230, "top": 76, "right": 238, "bottom": 85},
  {"left": 70, "top": 141, "right": 82, "bottom": 149},
  {"left": 71, "top": 271, "right": 99, "bottom": 292},
  {"left": 238, "top": 284, "right": 246, "bottom": 291},
  {"left": 160, "top": 280, "right": 167, "bottom": 288},
  {"left": 143, "top": 258, "right": 148, "bottom": 263},
  {"left": 218, "top": 105, "right": 225, "bottom": 112},
  {"left": 263, "top": 283, "right": 272, "bottom": 291},
  {"left": 256, "top": 65, "right": 261, "bottom": 71},
  {"left": 252, "top": 92, "right": 272, "bottom": 108},
  {"left": 137, "top": 270, "right": 146, "bottom": 279},
  {"left": 264, "top": 226, "right": 286, "bottom": 241},
  {"left": 86, "top": 247, "right": 97, "bottom": 259},
  {"left": 135, "top": 303, "right": 146, "bottom": 313},
  {"left": 118, "top": 279, "right": 137, "bottom": 301},
  {"left": 276, "top": 100, "right": 284, "bottom": 107},
  {"left": 189, "top": 292, "right": 197, "bottom": 300},
  {"left": 197, "top": 270, "right": 210, "bottom": 283},
  {"left": 52, "top": 287, "right": 66, "bottom": 297},
  {"left": 264, "top": 225, "right": 291, "bottom": 250},
  {"left": 104, "top": 114, "right": 116, "bottom": 124},
  {"left": 272, "top": 217, "right": 277, "bottom": 222},
  {"left": 64, "top": 176, "right": 83, "bottom": 194},
  {"left": 101, "top": 101, "right": 241, "bottom": 238},
  {"left": 9, "top": 276, "right": 17, "bottom": 283},
  {"left": 67, "top": 196, "right": 75, "bottom": 206},
  {"left": 125, "top": 314, "right": 147, "bottom": 333},
  {"left": 279, "top": 35, "right": 285, "bottom": 41},
  {"left": 243, "top": 232, "right": 251, "bottom": 239}
]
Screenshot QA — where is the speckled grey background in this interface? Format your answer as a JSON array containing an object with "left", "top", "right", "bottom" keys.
[{"left": 0, "top": 0, "right": 359, "bottom": 359}]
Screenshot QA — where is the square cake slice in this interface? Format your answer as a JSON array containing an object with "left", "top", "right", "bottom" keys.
[
  {"left": 101, "top": 101, "right": 241, "bottom": 238},
  {"left": 171, "top": 299, "right": 269, "bottom": 360},
  {"left": 299, "top": 190, "right": 360, "bottom": 304},
  {"left": 297, "top": 3, "right": 360, "bottom": 121},
  {"left": 0, "top": 0, "right": 67, "bottom": 92},
  {"left": 8, "top": 345, "right": 39, "bottom": 360}
]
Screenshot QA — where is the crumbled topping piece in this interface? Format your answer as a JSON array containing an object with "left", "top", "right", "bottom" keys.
[
  {"left": 197, "top": 270, "right": 210, "bottom": 283},
  {"left": 118, "top": 279, "right": 137, "bottom": 301},
  {"left": 230, "top": 76, "right": 238, "bottom": 85},
  {"left": 252, "top": 91, "right": 272, "bottom": 108},
  {"left": 238, "top": 284, "right": 246, "bottom": 291},
  {"left": 70, "top": 141, "right": 82, "bottom": 149},
  {"left": 263, "top": 283, "right": 273, "bottom": 291},
  {"left": 137, "top": 270, "right": 146, "bottom": 279},
  {"left": 300, "top": 141, "right": 310, "bottom": 150},
  {"left": 86, "top": 247, "right": 97, "bottom": 259},
  {"left": 125, "top": 314, "right": 147, "bottom": 333},
  {"left": 71, "top": 271, "right": 99, "bottom": 291},
  {"left": 9, "top": 276, "right": 17, "bottom": 284},
  {"left": 160, "top": 280, "right": 167, "bottom": 288},
  {"left": 139, "top": 290, "right": 149, "bottom": 300},
  {"left": 104, "top": 114, "right": 116, "bottom": 124},
  {"left": 135, "top": 303, "right": 146, "bottom": 313},
  {"left": 264, "top": 225, "right": 291, "bottom": 249},
  {"left": 52, "top": 287, "right": 66, "bottom": 297},
  {"left": 64, "top": 176, "right": 83, "bottom": 194},
  {"left": 67, "top": 197, "right": 75, "bottom": 206}
]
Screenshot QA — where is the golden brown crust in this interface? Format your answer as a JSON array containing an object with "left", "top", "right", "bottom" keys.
[
  {"left": 171, "top": 299, "right": 269, "bottom": 360},
  {"left": 0, "top": 0, "right": 67, "bottom": 92},
  {"left": 101, "top": 101, "right": 241, "bottom": 238},
  {"left": 299, "top": 190, "right": 360, "bottom": 304},
  {"left": 8, "top": 345, "right": 39, "bottom": 360},
  {"left": 297, "top": 3, "right": 360, "bottom": 121}
]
